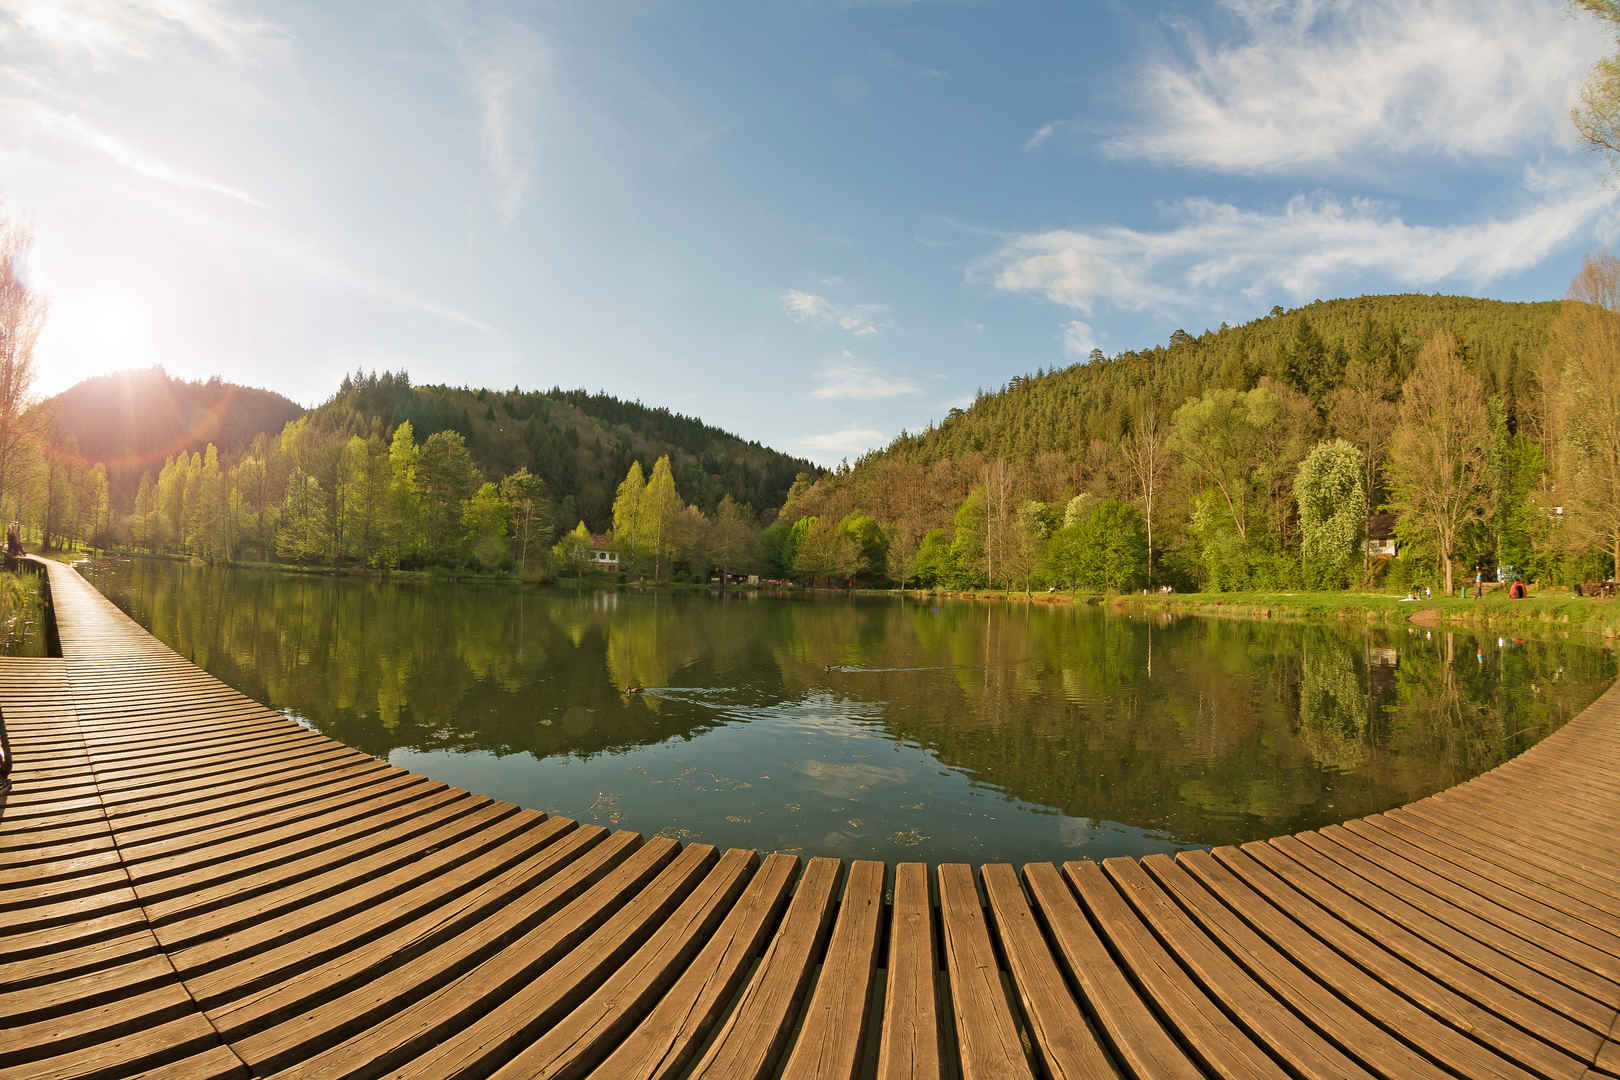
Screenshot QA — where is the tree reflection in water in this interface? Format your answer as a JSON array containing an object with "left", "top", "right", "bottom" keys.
[{"left": 83, "top": 557, "right": 1617, "bottom": 865}]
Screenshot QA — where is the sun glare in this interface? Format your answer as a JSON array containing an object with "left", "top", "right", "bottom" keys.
[{"left": 74, "top": 290, "right": 155, "bottom": 373}]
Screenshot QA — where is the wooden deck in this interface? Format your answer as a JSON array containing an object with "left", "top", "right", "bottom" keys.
[{"left": 4, "top": 556, "right": 1619, "bottom": 1079}]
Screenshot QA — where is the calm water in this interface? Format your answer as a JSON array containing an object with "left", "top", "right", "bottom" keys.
[
  {"left": 80, "top": 556, "right": 1616, "bottom": 864},
  {"left": 1, "top": 570, "right": 52, "bottom": 657}
]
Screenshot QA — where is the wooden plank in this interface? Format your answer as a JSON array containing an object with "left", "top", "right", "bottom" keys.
[
  {"left": 225, "top": 827, "right": 640, "bottom": 1073},
  {"left": 877, "top": 862, "right": 943, "bottom": 1080},
  {"left": 937, "top": 863, "right": 1034, "bottom": 1080},
  {"left": 1188, "top": 847, "right": 1586, "bottom": 1080},
  {"left": 588, "top": 852, "right": 798, "bottom": 1080},
  {"left": 1297, "top": 829, "right": 1620, "bottom": 1004},
  {"left": 1105, "top": 856, "right": 1370, "bottom": 1080},
  {"left": 1022, "top": 862, "right": 1198, "bottom": 1079},
  {"left": 684, "top": 855, "right": 842, "bottom": 1080},
  {"left": 779, "top": 859, "right": 886, "bottom": 1080},
  {"left": 1065, "top": 860, "right": 1288, "bottom": 1079},
  {"left": 1242, "top": 839, "right": 1610, "bottom": 1057},
  {"left": 979, "top": 863, "right": 1115, "bottom": 1079},
  {"left": 1143, "top": 853, "right": 1511, "bottom": 1080},
  {"left": 393, "top": 840, "right": 712, "bottom": 1078},
  {"left": 489, "top": 848, "right": 759, "bottom": 1080}
]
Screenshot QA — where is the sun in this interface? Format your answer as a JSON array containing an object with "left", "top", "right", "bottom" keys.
[{"left": 74, "top": 289, "right": 156, "bottom": 373}]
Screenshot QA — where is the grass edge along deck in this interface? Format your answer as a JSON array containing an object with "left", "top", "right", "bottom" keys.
[{"left": 3, "top": 555, "right": 1618, "bottom": 1079}]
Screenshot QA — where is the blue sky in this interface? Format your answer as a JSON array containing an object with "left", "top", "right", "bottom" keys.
[{"left": 3, "top": 1, "right": 1615, "bottom": 465}]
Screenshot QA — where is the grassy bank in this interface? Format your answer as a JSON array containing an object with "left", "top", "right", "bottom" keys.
[
  {"left": 861, "top": 584, "right": 1620, "bottom": 640},
  {"left": 1122, "top": 589, "right": 1620, "bottom": 640}
]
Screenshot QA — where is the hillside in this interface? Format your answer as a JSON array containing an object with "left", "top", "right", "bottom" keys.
[
  {"left": 883, "top": 294, "right": 1555, "bottom": 468},
  {"left": 37, "top": 367, "right": 816, "bottom": 532},
  {"left": 311, "top": 372, "right": 815, "bottom": 526},
  {"left": 779, "top": 294, "right": 1558, "bottom": 528},
  {"left": 33, "top": 368, "right": 305, "bottom": 509}
]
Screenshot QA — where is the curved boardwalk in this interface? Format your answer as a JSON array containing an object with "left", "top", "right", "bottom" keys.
[{"left": 3, "top": 557, "right": 1620, "bottom": 1079}]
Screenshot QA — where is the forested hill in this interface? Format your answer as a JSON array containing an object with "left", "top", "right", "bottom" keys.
[
  {"left": 881, "top": 294, "right": 1556, "bottom": 468},
  {"left": 34, "top": 368, "right": 304, "bottom": 509},
  {"left": 311, "top": 373, "right": 816, "bottom": 526},
  {"left": 774, "top": 293, "right": 1566, "bottom": 577}
]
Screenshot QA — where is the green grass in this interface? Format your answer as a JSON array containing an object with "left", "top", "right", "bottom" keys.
[{"left": 1124, "top": 588, "right": 1620, "bottom": 639}]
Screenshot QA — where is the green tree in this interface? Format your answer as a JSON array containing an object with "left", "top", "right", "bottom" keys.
[
  {"left": 1293, "top": 439, "right": 1365, "bottom": 587},
  {"left": 1572, "top": 1, "right": 1620, "bottom": 166},
  {"left": 838, "top": 511, "right": 887, "bottom": 582},
  {"left": 912, "top": 528, "right": 952, "bottom": 587},
  {"left": 1170, "top": 387, "right": 1280, "bottom": 545},
  {"left": 1388, "top": 332, "right": 1490, "bottom": 594},
  {"left": 638, "top": 455, "right": 684, "bottom": 582},
  {"left": 709, "top": 495, "right": 756, "bottom": 585},
  {"left": 552, "top": 521, "right": 595, "bottom": 584},
  {"left": 277, "top": 467, "right": 328, "bottom": 563},
  {"left": 417, "top": 429, "right": 482, "bottom": 566},
  {"left": 387, "top": 421, "right": 422, "bottom": 567},
  {"left": 1544, "top": 252, "right": 1620, "bottom": 579},
  {"left": 1070, "top": 499, "right": 1149, "bottom": 592},
  {"left": 949, "top": 489, "right": 986, "bottom": 588},
  {"left": 499, "top": 468, "right": 552, "bottom": 575},
  {"left": 462, "top": 481, "right": 511, "bottom": 570},
  {"left": 612, "top": 460, "right": 647, "bottom": 576}
]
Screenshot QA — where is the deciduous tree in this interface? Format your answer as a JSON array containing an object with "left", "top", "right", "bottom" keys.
[
  {"left": 1388, "top": 332, "right": 1490, "bottom": 594},
  {"left": 0, "top": 215, "right": 43, "bottom": 517},
  {"left": 1544, "top": 252, "right": 1620, "bottom": 579},
  {"left": 1293, "top": 440, "right": 1365, "bottom": 586}
]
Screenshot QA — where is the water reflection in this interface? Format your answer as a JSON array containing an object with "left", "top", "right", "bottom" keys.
[{"left": 80, "top": 557, "right": 1616, "bottom": 864}]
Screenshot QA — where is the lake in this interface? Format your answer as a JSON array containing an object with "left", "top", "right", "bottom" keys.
[{"left": 78, "top": 556, "right": 1616, "bottom": 865}]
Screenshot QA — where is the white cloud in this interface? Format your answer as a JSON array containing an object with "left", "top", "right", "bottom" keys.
[
  {"left": 1062, "top": 320, "right": 1096, "bottom": 359},
  {"left": 811, "top": 349, "right": 921, "bottom": 400},
  {"left": 1023, "top": 121, "right": 1058, "bottom": 152},
  {"left": 0, "top": 0, "right": 277, "bottom": 64},
  {"left": 459, "top": 21, "right": 545, "bottom": 223},
  {"left": 792, "top": 427, "right": 888, "bottom": 462},
  {"left": 781, "top": 289, "right": 885, "bottom": 336},
  {"left": 979, "top": 186, "right": 1619, "bottom": 318},
  {"left": 1107, "top": 0, "right": 1608, "bottom": 173},
  {"left": 16, "top": 100, "right": 266, "bottom": 207}
]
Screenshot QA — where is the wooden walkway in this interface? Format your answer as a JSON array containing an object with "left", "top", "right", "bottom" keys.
[{"left": 4, "top": 556, "right": 1619, "bottom": 1079}]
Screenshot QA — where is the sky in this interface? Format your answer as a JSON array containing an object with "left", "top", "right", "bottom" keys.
[{"left": 2, "top": 0, "right": 1616, "bottom": 466}]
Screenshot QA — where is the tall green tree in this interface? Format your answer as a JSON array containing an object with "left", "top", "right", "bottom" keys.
[
  {"left": 1544, "top": 252, "right": 1620, "bottom": 579},
  {"left": 417, "top": 429, "right": 483, "bottom": 566},
  {"left": 1170, "top": 387, "right": 1280, "bottom": 545},
  {"left": 499, "top": 468, "right": 552, "bottom": 575},
  {"left": 462, "top": 481, "right": 511, "bottom": 569},
  {"left": 387, "top": 421, "right": 422, "bottom": 567},
  {"left": 612, "top": 460, "right": 647, "bottom": 576},
  {"left": 638, "top": 455, "right": 684, "bottom": 582},
  {"left": 1293, "top": 440, "right": 1365, "bottom": 586},
  {"left": 1388, "top": 332, "right": 1490, "bottom": 594}
]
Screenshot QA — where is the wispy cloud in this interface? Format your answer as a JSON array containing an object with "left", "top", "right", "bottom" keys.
[
  {"left": 1107, "top": 0, "right": 1606, "bottom": 173},
  {"left": 1061, "top": 320, "right": 1096, "bottom": 359},
  {"left": 781, "top": 289, "right": 885, "bottom": 336},
  {"left": 979, "top": 185, "right": 1619, "bottom": 317},
  {"left": 811, "top": 349, "right": 921, "bottom": 400},
  {"left": 791, "top": 427, "right": 888, "bottom": 462},
  {"left": 1023, "top": 121, "right": 1059, "bottom": 152},
  {"left": 0, "top": 0, "right": 277, "bottom": 64},
  {"left": 458, "top": 19, "right": 545, "bottom": 223},
  {"left": 16, "top": 100, "right": 266, "bottom": 207}
]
